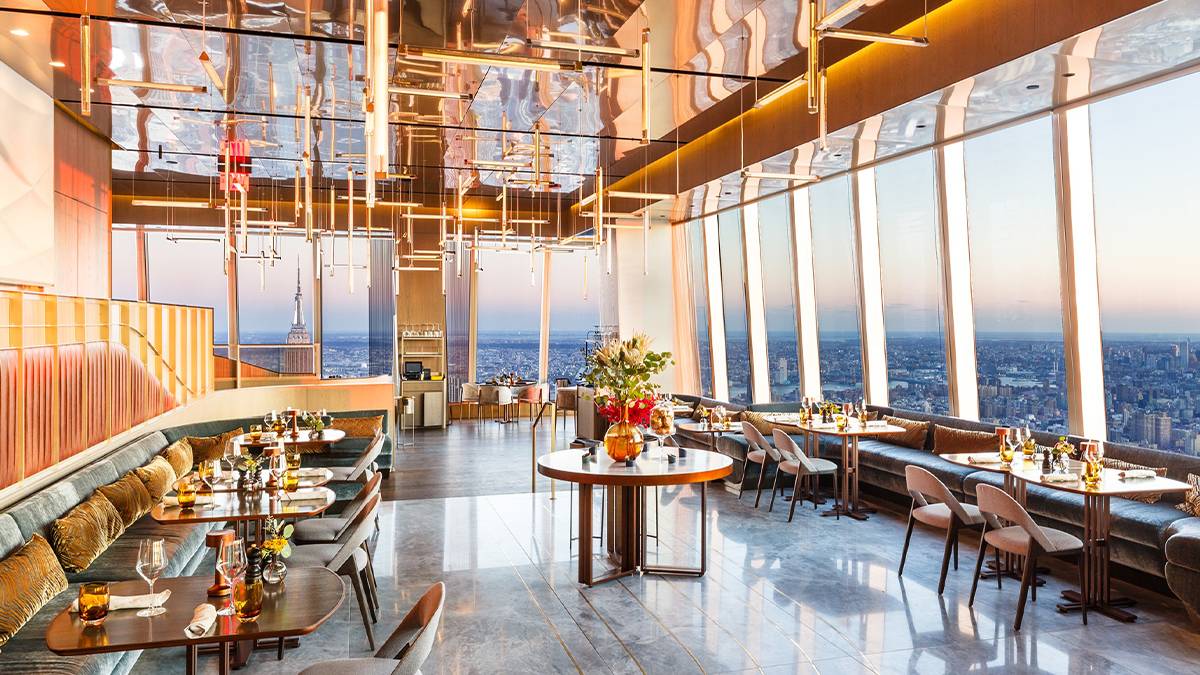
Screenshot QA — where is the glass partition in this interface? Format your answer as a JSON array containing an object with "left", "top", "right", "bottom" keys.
[
  {"left": 548, "top": 249, "right": 601, "bottom": 391},
  {"left": 757, "top": 194, "right": 801, "bottom": 401},
  {"left": 146, "top": 232, "right": 228, "bottom": 345},
  {"left": 965, "top": 117, "right": 1067, "bottom": 433},
  {"left": 687, "top": 220, "right": 714, "bottom": 397},
  {"left": 321, "top": 236, "right": 394, "bottom": 379},
  {"left": 717, "top": 210, "right": 752, "bottom": 404},
  {"left": 875, "top": 152, "right": 950, "bottom": 414},
  {"left": 475, "top": 248, "right": 543, "bottom": 382},
  {"left": 237, "top": 235, "right": 315, "bottom": 375},
  {"left": 111, "top": 229, "right": 138, "bottom": 301},
  {"left": 808, "top": 177, "right": 863, "bottom": 401}
]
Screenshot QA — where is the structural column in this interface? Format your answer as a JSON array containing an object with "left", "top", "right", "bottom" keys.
[
  {"left": 850, "top": 168, "right": 888, "bottom": 406},
  {"left": 935, "top": 140, "right": 981, "bottom": 420},
  {"left": 702, "top": 215, "right": 729, "bottom": 402},
  {"left": 789, "top": 189, "right": 822, "bottom": 399},
  {"left": 741, "top": 201, "right": 770, "bottom": 403}
]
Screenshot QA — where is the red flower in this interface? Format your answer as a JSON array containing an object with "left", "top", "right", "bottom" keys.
[{"left": 598, "top": 397, "right": 656, "bottom": 427}]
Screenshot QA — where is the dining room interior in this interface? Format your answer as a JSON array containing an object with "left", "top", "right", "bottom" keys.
[{"left": 3, "top": 0, "right": 1200, "bottom": 673}]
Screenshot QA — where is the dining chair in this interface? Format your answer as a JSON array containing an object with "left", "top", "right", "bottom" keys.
[
  {"left": 898, "top": 466, "right": 986, "bottom": 595},
  {"left": 739, "top": 422, "right": 778, "bottom": 508},
  {"left": 460, "top": 382, "right": 483, "bottom": 421},
  {"left": 326, "top": 432, "right": 385, "bottom": 482},
  {"left": 481, "top": 385, "right": 515, "bottom": 423},
  {"left": 516, "top": 383, "right": 549, "bottom": 425},
  {"left": 970, "top": 484, "right": 1087, "bottom": 631},
  {"left": 771, "top": 430, "right": 839, "bottom": 522},
  {"left": 299, "top": 581, "right": 446, "bottom": 675},
  {"left": 287, "top": 493, "right": 383, "bottom": 648},
  {"left": 554, "top": 378, "right": 576, "bottom": 432},
  {"left": 293, "top": 472, "right": 382, "bottom": 544}
]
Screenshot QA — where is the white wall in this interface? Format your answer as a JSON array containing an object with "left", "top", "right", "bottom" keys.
[
  {"left": 0, "top": 58, "right": 53, "bottom": 287},
  {"left": 614, "top": 225, "right": 680, "bottom": 390}
]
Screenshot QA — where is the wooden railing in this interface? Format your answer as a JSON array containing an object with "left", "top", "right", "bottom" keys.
[{"left": 0, "top": 291, "right": 213, "bottom": 489}]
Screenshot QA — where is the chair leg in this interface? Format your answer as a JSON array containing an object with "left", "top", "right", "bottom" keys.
[
  {"left": 953, "top": 535, "right": 959, "bottom": 571},
  {"left": 768, "top": 471, "right": 781, "bottom": 513},
  {"left": 995, "top": 547, "right": 1003, "bottom": 590},
  {"left": 1014, "top": 552, "right": 1037, "bottom": 632},
  {"left": 969, "top": 534, "right": 988, "bottom": 607},
  {"left": 898, "top": 507, "right": 916, "bottom": 578},
  {"left": 937, "top": 523, "right": 956, "bottom": 595},
  {"left": 1076, "top": 552, "right": 1088, "bottom": 626},
  {"left": 753, "top": 460, "right": 768, "bottom": 508},
  {"left": 787, "top": 475, "right": 801, "bottom": 522},
  {"left": 349, "top": 572, "right": 377, "bottom": 650},
  {"left": 737, "top": 462, "right": 748, "bottom": 500}
]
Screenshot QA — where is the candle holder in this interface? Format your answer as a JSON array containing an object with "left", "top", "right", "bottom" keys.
[{"left": 205, "top": 529, "right": 236, "bottom": 598}]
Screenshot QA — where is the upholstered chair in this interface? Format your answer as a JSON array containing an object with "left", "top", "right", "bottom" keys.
[
  {"left": 460, "top": 382, "right": 482, "bottom": 421},
  {"left": 898, "top": 465, "right": 985, "bottom": 595},
  {"left": 739, "top": 422, "right": 778, "bottom": 508},
  {"left": 771, "top": 430, "right": 839, "bottom": 522}
]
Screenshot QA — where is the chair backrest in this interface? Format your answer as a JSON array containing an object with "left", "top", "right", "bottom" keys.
[
  {"left": 904, "top": 465, "right": 974, "bottom": 523},
  {"left": 741, "top": 422, "right": 780, "bottom": 462},
  {"left": 328, "top": 493, "right": 381, "bottom": 572},
  {"left": 494, "top": 386, "right": 514, "bottom": 405},
  {"left": 975, "top": 484, "right": 1058, "bottom": 551},
  {"left": 377, "top": 581, "right": 446, "bottom": 675},
  {"left": 337, "top": 471, "right": 383, "bottom": 531},
  {"left": 461, "top": 382, "right": 481, "bottom": 402},
  {"left": 554, "top": 377, "right": 571, "bottom": 388},
  {"left": 518, "top": 383, "right": 546, "bottom": 404},
  {"left": 772, "top": 429, "right": 820, "bottom": 473},
  {"left": 346, "top": 433, "right": 385, "bottom": 481}
]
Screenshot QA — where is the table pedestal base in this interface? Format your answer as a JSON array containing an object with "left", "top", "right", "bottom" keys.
[
  {"left": 1056, "top": 589, "right": 1138, "bottom": 622},
  {"left": 981, "top": 557, "right": 1048, "bottom": 586}
]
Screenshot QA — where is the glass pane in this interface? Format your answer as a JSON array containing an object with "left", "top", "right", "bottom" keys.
[
  {"left": 875, "top": 152, "right": 949, "bottom": 414},
  {"left": 548, "top": 250, "right": 600, "bottom": 392},
  {"left": 965, "top": 117, "right": 1067, "bottom": 433},
  {"left": 111, "top": 229, "right": 138, "bottom": 301},
  {"left": 1092, "top": 73, "right": 1200, "bottom": 453},
  {"left": 321, "top": 236, "right": 393, "bottom": 379},
  {"left": 808, "top": 177, "right": 863, "bottom": 401},
  {"left": 757, "top": 195, "right": 801, "bottom": 402},
  {"left": 717, "top": 210, "right": 751, "bottom": 404},
  {"left": 688, "top": 220, "right": 714, "bottom": 397},
  {"left": 445, "top": 250, "right": 470, "bottom": 402},
  {"left": 475, "top": 248, "right": 543, "bottom": 382},
  {"left": 237, "top": 235, "right": 314, "bottom": 375},
  {"left": 145, "top": 232, "right": 227, "bottom": 344}
]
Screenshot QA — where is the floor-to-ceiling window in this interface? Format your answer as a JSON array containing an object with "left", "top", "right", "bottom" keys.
[
  {"left": 146, "top": 232, "right": 228, "bottom": 346},
  {"left": 757, "top": 194, "right": 801, "bottom": 401},
  {"left": 809, "top": 177, "right": 863, "bottom": 401},
  {"left": 717, "top": 210, "right": 751, "bottom": 404},
  {"left": 687, "top": 220, "right": 714, "bottom": 397},
  {"left": 237, "top": 234, "right": 314, "bottom": 375},
  {"left": 548, "top": 249, "right": 600, "bottom": 390},
  {"left": 111, "top": 229, "right": 138, "bottom": 301},
  {"left": 965, "top": 117, "right": 1067, "bottom": 433},
  {"left": 1092, "top": 73, "right": 1200, "bottom": 454},
  {"left": 321, "top": 235, "right": 394, "bottom": 379},
  {"left": 475, "top": 247, "right": 543, "bottom": 382},
  {"left": 875, "top": 152, "right": 949, "bottom": 414}
]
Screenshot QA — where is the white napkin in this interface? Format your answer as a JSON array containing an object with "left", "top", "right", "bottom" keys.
[
  {"left": 279, "top": 488, "right": 327, "bottom": 502},
  {"left": 968, "top": 454, "right": 1002, "bottom": 465},
  {"left": 162, "top": 495, "right": 213, "bottom": 507},
  {"left": 185, "top": 604, "right": 217, "bottom": 638},
  {"left": 1041, "top": 473, "right": 1079, "bottom": 483},
  {"left": 71, "top": 589, "right": 171, "bottom": 613},
  {"left": 1119, "top": 469, "right": 1157, "bottom": 480},
  {"left": 297, "top": 468, "right": 326, "bottom": 477}
]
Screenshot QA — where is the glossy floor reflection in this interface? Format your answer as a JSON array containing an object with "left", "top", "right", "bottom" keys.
[{"left": 134, "top": 421, "right": 1200, "bottom": 674}]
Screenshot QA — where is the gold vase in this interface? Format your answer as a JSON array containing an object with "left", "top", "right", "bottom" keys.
[{"left": 604, "top": 405, "right": 644, "bottom": 462}]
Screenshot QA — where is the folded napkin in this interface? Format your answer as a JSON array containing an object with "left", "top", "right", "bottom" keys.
[
  {"left": 1041, "top": 473, "right": 1079, "bottom": 483},
  {"left": 185, "top": 604, "right": 217, "bottom": 639},
  {"left": 279, "top": 488, "right": 327, "bottom": 502},
  {"left": 71, "top": 590, "right": 171, "bottom": 613},
  {"left": 1119, "top": 469, "right": 1158, "bottom": 480},
  {"left": 865, "top": 421, "right": 888, "bottom": 428},
  {"left": 297, "top": 468, "right": 327, "bottom": 477},
  {"left": 162, "top": 495, "right": 213, "bottom": 507},
  {"left": 968, "top": 454, "right": 1002, "bottom": 465}
]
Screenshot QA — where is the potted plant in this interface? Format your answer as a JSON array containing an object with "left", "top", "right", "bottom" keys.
[{"left": 584, "top": 334, "right": 672, "bottom": 462}]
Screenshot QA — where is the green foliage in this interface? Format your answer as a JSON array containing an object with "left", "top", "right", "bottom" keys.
[{"left": 583, "top": 333, "right": 673, "bottom": 407}]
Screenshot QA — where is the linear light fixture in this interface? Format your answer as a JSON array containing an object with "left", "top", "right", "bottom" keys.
[
  {"left": 239, "top": 220, "right": 295, "bottom": 227},
  {"left": 740, "top": 169, "right": 818, "bottom": 182},
  {"left": 131, "top": 198, "right": 209, "bottom": 209},
  {"left": 821, "top": 28, "right": 928, "bottom": 47},
  {"left": 399, "top": 45, "right": 582, "bottom": 73},
  {"left": 388, "top": 85, "right": 471, "bottom": 100},
  {"left": 641, "top": 27, "right": 651, "bottom": 144},
  {"left": 602, "top": 223, "right": 645, "bottom": 230},
  {"left": 80, "top": 15, "right": 91, "bottom": 116},
  {"left": 197, "top": 51, "right": 226, "bottom": 96},
  {"left": 402, "top": 213, "right": 455, "bottom": 221},
  {"left": 467, "top": 158, "right": 529, "bottom": 169},
  {"left": 96, "top": 78, "right": 207, "bottom": 94},
  {"left": 607, "top": 190, "right": 673, "bottom": 200},
  {"left": 815, "top": 0, "right": 870, "bottom": 31},
  {"left": 338, "top": 195, "right": 422, "bottom": 207},
  {"left": 526, "top": 38, "right": 639, "bottom": 58},
  {"left": 754, "top": 74, "right": 806, "bottom": 109},
  {"left": 581, "top": 212, "right": 643, "bottom": 220}
]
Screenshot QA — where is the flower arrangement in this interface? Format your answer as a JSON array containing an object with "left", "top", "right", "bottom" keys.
[
  {"left": 1054, "top": 436, "right": 1076, "bottom": 460},
  {"left": 598, "top": 397, "right": 655, "bottom": 427},
  {"left": 262, "top": 517, "right": 293, "bottom": 559},
  {"left": 583, "top": 333, "right": 672, "bottom": 461}
]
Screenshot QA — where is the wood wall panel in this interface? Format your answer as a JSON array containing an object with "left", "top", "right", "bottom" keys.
[
  {"left": 0, "top": 351, "right": 18, "bottom": 488},
  {"left": 58, "top": 343, "right": 85, "bottom": 459},
  {"left": 22, "top": 347, "right": 53, "bottom": 476}
]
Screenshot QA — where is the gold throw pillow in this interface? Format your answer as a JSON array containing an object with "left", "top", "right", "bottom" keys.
[
  {"left": 0, "top": 534, "right": 68, "bottom": 646},
  {"left": 160, "top": 438, "right": 194, "bottom": 478},
  {"left": 51, "top": 494, "right": 125, "bottom": 573},
  {"left": 883, "top": 416, "right": 930, "bottom": 450},
  {"left": 1101, "top": 458, "right": 1168, "bottom": 504},
  {"left": 96, "top": 474, "right": 154, "bottom": 527},
  {"left": 740, "top": 410, "right": 775, "bottom": 437},
  {"left": 185, "top": 427, "right": 244, "bottom": 465},
  {"left": 330, "top": 415, "right": 384, "bottom": 438},
  {"left": 932, "top": 425, "right": 1000, "bottom": 455},
  {"left": 1177, "top": 474, "right": 1200, "bottom": 516},
  {"left": 134, "top": 455, "right": 177, "bottom": 501}
]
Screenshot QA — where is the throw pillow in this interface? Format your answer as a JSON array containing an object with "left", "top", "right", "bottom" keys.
[
  {"left": 740, "top": 410, "right": 775, "bottom": 437},
  {"left": 0, "top": 534, "right": 68, "bottom": 646},
  {"left": 134, "top": 455, "right": 177, "bottom": 501},
  {"left": 1175, "top": 473, "right": 1200, "bottom": 516},
  {"left": 185, "top": 427, "right": 244, "bottom": 464},
  {"left": 933, "top": 425, "right": 1000, "bottom": 455},
  {"left": 51, "top": 494, "right": 125, "bottom": 573},
  {"left": 331, "top": 415, "right": 384, "bottom": 438},
  {"left": 883, "top": 416, "right": 930, "bottom": 450},
  {"left": 160, "top": 438, "right": 194, "bottom": 478},
  {"left": 96, "top": 474, "right": 154, "bottom": 527},
  {"left": 1102, "top": 458, "right": 1168, "bottom": 504}
]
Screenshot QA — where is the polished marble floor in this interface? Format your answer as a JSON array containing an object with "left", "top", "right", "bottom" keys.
[{"left": 134, "top": 420, "right": 1200, "bottom": 674}]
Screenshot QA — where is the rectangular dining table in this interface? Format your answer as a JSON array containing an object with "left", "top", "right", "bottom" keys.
[
  {"left": 786, "top": 419, "right": 910, "bottom": 520},
  {"left": 150, "top": 487, "right": 335, "bottom": 542}
]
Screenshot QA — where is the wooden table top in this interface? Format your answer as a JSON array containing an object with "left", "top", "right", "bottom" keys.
[
  {"left": 537, "top": 448, "right": 733, "bottom": 486},
  {"left": 197, "top": 468, "right": 333, "bottom": 493},
  {"left": 675, "top": 421, "right": 739, "bottom": 434},
  {"left": 939, "top": 452, "right": 1024, "bottom": 473},
  {"left": 45, "top": 568, "right": 344, "bottom": 655},
  {"left": 231, "top": 429, "right": 346, "bottom": 448},
  {"left": 150, "top": 487, "right": 335, "bottom": 524},
  {"left": 940, "top": 453, "right": 1192, "bottom": 497},
  {"left": 789, "top": 420, "right": 910, "bottom": 438}
]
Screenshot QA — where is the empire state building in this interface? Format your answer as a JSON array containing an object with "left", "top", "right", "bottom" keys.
[{"left": 283, "top": 264, "right": 313, "bottom": 374}]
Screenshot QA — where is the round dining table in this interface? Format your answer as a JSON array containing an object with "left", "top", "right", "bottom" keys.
[{"left": 537, "top": 447, "right": 732, "bottom": 586}]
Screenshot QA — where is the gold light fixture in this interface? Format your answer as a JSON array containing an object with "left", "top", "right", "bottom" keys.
[
  {"left": 821, "top": 28, "right": 928, "bottom": 47},
  {"left": 740, "top": 169, "right": 818, "bottom": 182},
  {"left": 641, "top": 27, "right": 651, "bottom": 144},
  {"left": 467, "top": 158, "right": 529, "bottom": 169},
  {"left": 80, "top": 16, "right": 90, "bottom": 116},
  {"left": 526, "top": 38, "right": 639, "bottom": 58},
  {"left": 198, "top": 51, "right": 226, "bottom": 97},
  {"left": 399, "top": 45, "right": 583, "bottom": 73},
  {"left": 388, "top": 85, "right": 471, "bottom": 100},
  {"left": 96, "top": 78, "right": 207, "bottom": 94},
  {"left": 753, "top": 74, "right": 806, "bottom": 109}
]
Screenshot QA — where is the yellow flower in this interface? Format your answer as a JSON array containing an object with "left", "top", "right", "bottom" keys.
[{"left": 263, "top": 538, "right": 288, "bottom": 555}]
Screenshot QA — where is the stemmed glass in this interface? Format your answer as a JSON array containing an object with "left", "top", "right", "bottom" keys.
[
  {"left": 204, "top": 458, "right": 224, "bottom": 491},
  {"left": 269, "top": 446, "right": 286, "bottom": 486},
  {"left": 216, "top": 539, "right": 247, "bottom": 616},
  {"left": 223, "top": 441, "right": 241, "bottom": 481},
  {"left": 135, "top": 539, "right": 167, "bottom": 617}
]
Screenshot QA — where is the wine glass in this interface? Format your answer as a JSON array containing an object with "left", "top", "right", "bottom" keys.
[
  {"left": 203, "top": 458, "right": 223, "bottom": 491},
  {"left": 136, "top": 539, "right": 167, "bottom": 617},
  {"left": 216, "top": 539, "right": 247, "bottom": 616},
  {"left": 269, "top": 447, "right": 286, "bottom": 485}
]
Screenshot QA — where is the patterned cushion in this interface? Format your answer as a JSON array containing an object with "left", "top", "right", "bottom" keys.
[
  {"left": 185, "top": 427, "right": 244, "bottom": 464},
  {"left": 1102, "top": 457, "right": 1168, "bottom": 504},
  {"left": 96, "top": 474, "right": 153, "bottom": 527},
  {"left": 883, "top": 416, "right": 930, "bottom": 450},
  {"left": 0, "top": 534, "right": 68, "bottom": 647},
  {"left": 740, "top": 410, "right": 774, "bottom": 436},
  {"left": 160, "top": 438, "right": 194, "bottom": 477},
  {"left": 330, "top": 415, "right": 384, "bottom": 438},
  {"left": 933, "top": 424, "right": 999, "bottom": 455},
  {"left": 50, "top": 494, "right": 125, "bottom": 573},
  {"left": 1175, "top": 473, "right": 1200, "bottom": 516},
  {"left": 134, "top": 456, "right": 176, "bottom": 501}
]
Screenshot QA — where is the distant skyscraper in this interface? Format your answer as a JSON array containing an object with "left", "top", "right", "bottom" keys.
[
  {"left": 284, "top": 263, "right": 313, "bottom": 374},
  {"left": 776, "top": 357, "right": 789, "bottom": 383}
]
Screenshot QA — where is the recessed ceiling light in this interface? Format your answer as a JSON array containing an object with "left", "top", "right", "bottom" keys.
[
  {"left": 49, "top": 60, "right": 65, "bottom": 68},
  {"left": 10, "top": 28, "right": 30, "bottom": 37},
  {"left": 1025, "top": 84, "right": 1040, "bottom": 90}
]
